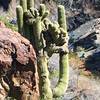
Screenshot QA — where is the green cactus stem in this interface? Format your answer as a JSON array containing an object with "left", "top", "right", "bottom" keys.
[
  {"left": 37, "top": 55, "right": 53, "bottom": 100},
  {"left": 53, "top": 5, "right": 69, "bottom": 97},
  {"left": 33, "top": 17, "right": 45, "bottom": 52},
  {"left": 20, "top": 0, "right": 27, "bottom": 12},
  {"left": 41, "top": 11, "right": 49, "bottom": 20},
  {"left": 30, "top": 7, "right": 35, "bottom": 17},
  {"left": 32, "top": 14, "right": 52, "bottom": 100},
  {"left": 39, "top": 4, "right": 46, "bottom": 16},
  {"left": 58, "top": 5, "right": 67, "bottom": 32},
  {"left": 27, "top": 0, "right": 34, "bottom": 10},
  {"left": 53, "top": 52, "right": 69, "bottom": 97},
  {"left": 16, "top": 5, "right": 24, "bottom": 34}
]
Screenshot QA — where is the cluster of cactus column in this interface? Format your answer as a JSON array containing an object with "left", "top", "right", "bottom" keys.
[{"left": 16, "top": 0, "right": 69, "bottom": 99}]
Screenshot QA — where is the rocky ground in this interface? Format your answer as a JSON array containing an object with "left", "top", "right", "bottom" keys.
[
  {"left": 0, "top": 22, "right": 39, "bottom": 100},
  {"left": 49, "top": 54, "right": 100, "bottom": 100}
]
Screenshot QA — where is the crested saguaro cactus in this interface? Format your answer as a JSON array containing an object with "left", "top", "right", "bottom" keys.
[{"left": 16, "top": 0, "right": 69, "bottom": 99}]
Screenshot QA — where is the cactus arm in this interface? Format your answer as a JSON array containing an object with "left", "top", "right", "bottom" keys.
[
  {"left": 41, "top": 11, "right": 49, "bottom": 20},
  {"left": 30, "top": 7, "right": 35, "bottom": 17},
  {"left": 53, "top": 5, "right": 69, "bottom": 97},
  {"left": 53, "top": 52, "right": 69, "bottom": 97},
  {"left": 16, "top": 5, "right": 24, "bottom": 35},
  {"left": 20, "top": 0, "right": 27, "bottom": 12},
  {"left": 33, "top": 17, "right": 44, "bottom": 51},
  {"left": 58, "top": 5, "right": 67, "bottom": 32},
  {"left": 27, "top": 0, "right": 34, "bottom": 10},
  {"left": 19, "top": 0, "right": 30, "bottom": 39},
  {"left": 39, "top": 4, "right": 46, "bottom": 16}
]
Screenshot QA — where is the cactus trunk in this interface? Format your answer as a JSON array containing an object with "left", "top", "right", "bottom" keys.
[
  {"left": 33, "top": 18, "right": 52, "bottom": 99},
  {"left": 37, "top": 55, "right": 53, "bottom": 100}
]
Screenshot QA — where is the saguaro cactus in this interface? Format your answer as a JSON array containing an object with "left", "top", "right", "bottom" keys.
[{"left": 16, "top": 0, "right": 69, "bottom": 99}]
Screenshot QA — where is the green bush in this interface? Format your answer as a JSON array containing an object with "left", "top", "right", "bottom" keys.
[{"left": 0, "top": 16, "right": 18, "bottom": 31}]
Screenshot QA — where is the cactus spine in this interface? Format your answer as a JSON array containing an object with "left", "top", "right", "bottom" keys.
[{"left": 16, "top": 0, "right": 69, "bottom": 99}]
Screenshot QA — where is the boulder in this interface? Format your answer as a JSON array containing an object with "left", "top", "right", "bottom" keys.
[
  {"left": 66, "top": 0, "right": 100, "bottom": 32},
  {"left": 0, "top": 22, "right": 39, "bottom": 100},
  {"left": 69, "top": 18, "right": 100, "bottom": 58}
]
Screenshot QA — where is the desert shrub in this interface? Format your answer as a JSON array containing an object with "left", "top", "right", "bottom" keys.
[{"left": 0, "top": 16, "right": 18, "bottom": 31}]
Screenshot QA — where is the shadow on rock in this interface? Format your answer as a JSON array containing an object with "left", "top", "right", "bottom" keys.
[
  {"left": 85, "top": 52, "right": 100, "bottom": 77},
  {"left": 0, "top": 0, "right": 12, "bottom": 11}
]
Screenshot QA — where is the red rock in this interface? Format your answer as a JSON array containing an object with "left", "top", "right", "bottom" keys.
[{"left": 0, "top": 23, "right": 39, "bottom": 100}]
